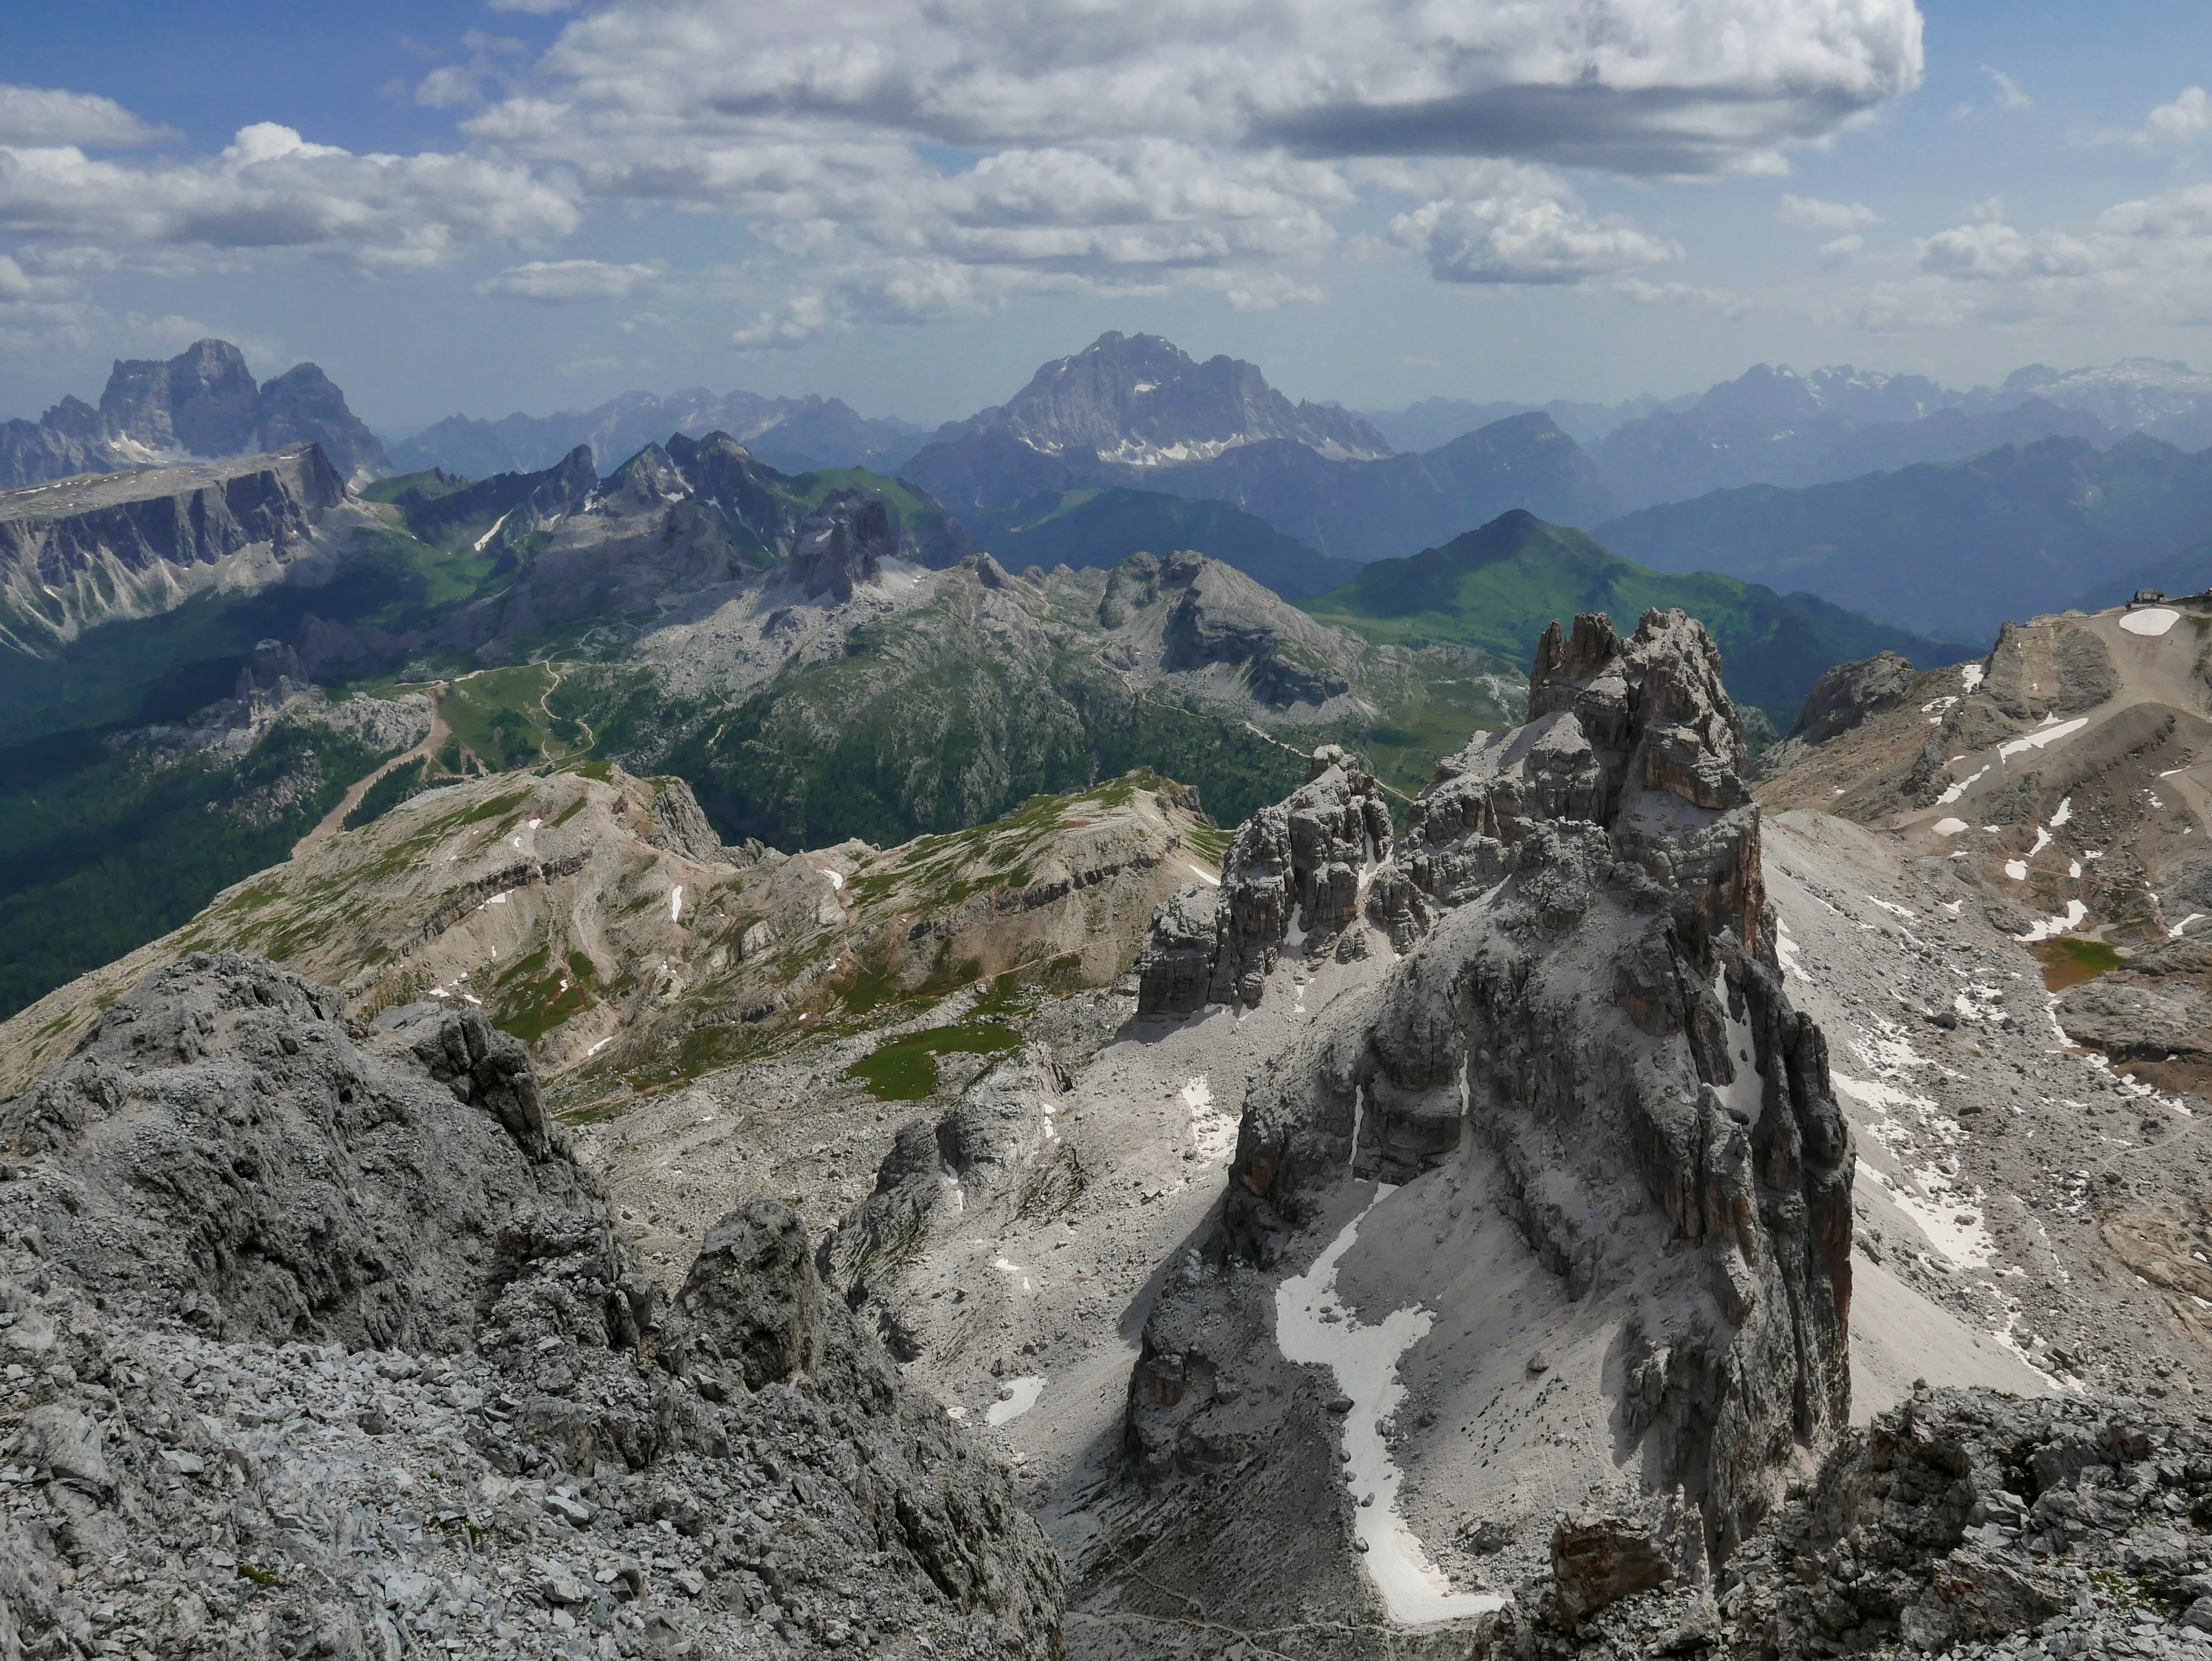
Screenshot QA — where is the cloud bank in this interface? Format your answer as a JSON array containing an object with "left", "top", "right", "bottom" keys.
[{"left": 0, "top": 3, "right": 1925, "bottom": 347}]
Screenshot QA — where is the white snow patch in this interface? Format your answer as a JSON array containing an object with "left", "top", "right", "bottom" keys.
[
  {"left": 2027, "top": 827, "right": 2051, "bottom": 859},
  {"left": 1999, "top": 719, "right": 2088, "bottom": 760},
  {"left": 1937, "top": 766, "right": 1988, "bottom": 805},
  {"left": 822, "top": 868, "right": 844, "bottom": 891},
  {"left": 471, "top": 511, "right": 512, "bottom": 553},
  {"left": 669, "top": 886, "right": 683, "bottom": 924},
  {"left": 1775, "top": 919, "right": 1806, "bottom": 984},
  {"left": 1184, "top": 863, "right": 1221, "bottom": 887},
  {"left": 2049, "top": 797, "right": 2072, "bottom": 827},
  {"left": 2172, "top": 914, "right": 2207, "bottom": 938},
  {"left": 992, "top": 1258, "right": 1033, "bottom": 1293},
  {"left": 2121, "top": 607, "right": 2180, "bottom": 636},
  {"left": 1185, "top": 1075, "right": 1237, "bottom": 1162},
  {"left": 1960, "top": 662, "right": 1985, "bottom": 692},
  {"left": 1863, "top": 1164, "right": 1995, "bottom": 1267},
  {"left": 1713, "top": 973, "right": 1766, "bottom": 1126},
  {"left": 2014, "top": 901, "right": 2088, "bottom": 943},
  {"left": 1275, "top": 1186, "right": 1505, "bottom": 1626},
  {"left": 2003, "top": 860, "right": 2028, "bottom": 881},
  {"left": 2069, "top": 860, "right": 2082, "bottom": 879},
  {"left": 986, "top": 1376, "right": 1047, "bottom": 1427},
  {"left": 1932, "top": 818, "right": 1969, "bottom": 837}
]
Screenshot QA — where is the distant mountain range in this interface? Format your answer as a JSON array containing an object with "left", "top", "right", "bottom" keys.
[
  {"left": 0, "top": 340, "right": 390, "bottom": 489},
  {"left": 23, "top": 332, "right": 2212, "bottom": 654},
  {"left": 388, "top": 389, "right": 927, "bottom": 479},
  {"left": 903, "top": 335, "right": 1618, "bottom": 559},
  {"left": 1299, "top": 509, "right": 1971, "bottom": 722},
  {"left": 1597, "top": 431, "right": 2212, "bottom": 640},
  {"left": 1372, "top": 357, "right": 2212, "bottom": 512}
]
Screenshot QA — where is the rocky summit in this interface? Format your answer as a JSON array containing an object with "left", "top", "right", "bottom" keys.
[
  {"left": 0, "top": 952, "right": 1064, "bottom": 1659},
  {"left": 1115, "top": 612, "right": 1851, "bottom": 1639},
  {"left": 0, "top": 340, "right": 390, "bottom": 492}
]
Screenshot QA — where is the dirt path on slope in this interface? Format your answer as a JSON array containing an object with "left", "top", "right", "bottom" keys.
[{"left": 294, "top": 702, "right": 450, "bottom": 858}]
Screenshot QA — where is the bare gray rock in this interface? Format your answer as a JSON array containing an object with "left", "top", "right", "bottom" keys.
[
  {"left": 668, "top": 1201, "right": 825, "bottom": 1392},
  {"left": 786, "top": 488, "right": 897, "bottom": 602},
  {"left": 0, "top": 951, "right": 1067, "bottom": 1659},
  {"left": 1552, "top": 1514, "right": 1673, "bottom": 1621},
  {"left": 1786, "top": 649, "right": 1916, "bottom": 745},
  {"left": 1137, "top": 744, "right": 1394, "bottom": 1013},
  {"left": 1130, "top": 608, "right": 1851, "bottom": 1568}
]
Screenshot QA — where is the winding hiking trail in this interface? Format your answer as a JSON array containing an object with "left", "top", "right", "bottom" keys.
[
  {"left": 294, "top": 699, "right": 451, "bottom": 858},
  {"left": 294, "top": 661, "right": 587, "bottom": 858}
]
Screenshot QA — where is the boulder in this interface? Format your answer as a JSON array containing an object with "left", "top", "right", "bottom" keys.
[
  {"left": 1552, "top": 1514, "right": 1673, "bottom": 1621},
  {"left": 668, "top": 1201, "right": 824, "bottom": 1391}
]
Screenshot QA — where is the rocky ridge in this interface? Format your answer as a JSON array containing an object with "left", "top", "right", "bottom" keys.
[
  {"left": 392, "top": 387, "right": 924, "bottom": 481},
  {"left": 1095, "top": 610, "right": 1852, "bottom": 1649},
  {"left": 0, "top": 340, "right": 390, "bottom": 491},
  {"left": 300, "top": 434, "right": 977, "bottom": 682},
  {"left": 0, "top": 952, "right": 1064, "bottom": 1659},
  {"left": 0, "top": 445, "right": 377, "bottom": 654},
  {"left": 0, "top": 761, "right": 1224, "bottom": 1102}
]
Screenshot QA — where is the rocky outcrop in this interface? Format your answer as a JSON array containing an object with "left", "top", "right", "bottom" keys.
[
  {"left": 1130, "top": 609, "right": 1852, "bottom": 1565},
  {"left": 1137, "top": 745, "right": 1393, "bottom": 1013},
  {"left": 665, "top": 1200, "right": 826, "bottom": 1393},
  {"left": 0, "top": 953, "right": 614, "bottom": 1350},
  {"left": 1981, "top": 617, "right": 2118, "bottom": 720},
  {"left": 1787, "top": 649, "right": 1916, "bottom": 745},
  {"left": 643, "top": 775, "right": 761, "bottom": 866},
  {"left": 0, "top": 951, "right": 1066, "bottom": 1658},
  {"left": 786, "top": 489, "right": 898, "bottom": 601},
  {"left": 0, "top": 338, "right": 391, "bottom": 490},
  {"left": 926, "top": 330, "right": 1392, "bottom": 477},
  {"left": 1699, "top": 1386, "right": 2212, "bottom": 1658},
  {"left": 101, "top": 339, "right": 260, "bottom": 457},
  {"left": 1153, "top": 549, "right": 1354, "bottom": 704},
  {"left": 251, "top": 362, "right": 391, "bottom": 484}
]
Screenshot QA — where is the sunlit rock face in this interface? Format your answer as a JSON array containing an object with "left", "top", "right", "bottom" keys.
[{"left": 1130, "top": 609, "right": 1853, "bottom": 1574}]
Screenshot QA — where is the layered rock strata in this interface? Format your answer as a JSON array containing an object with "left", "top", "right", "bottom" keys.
[
  {"left": 1130, "top": 610, "right": 1853, "bottom": 1570},
  {"left": 0, "top": 952, "right": 1065, "bottom": 1658},
  {"left": 0, "top": 445, "right": 349, "bottom": 653}
]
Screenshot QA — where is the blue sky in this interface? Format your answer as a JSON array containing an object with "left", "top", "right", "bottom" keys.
[{"left": 5, "top": 1, "right": 2212, "bottom": 428}]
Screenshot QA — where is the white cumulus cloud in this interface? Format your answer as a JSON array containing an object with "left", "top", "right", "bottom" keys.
[
  {"left": 1869, "top": 183, "right": 2212, "bottom": 329},
  {"left": 1779, "top": 193, "right": 1879, "bottom": 233},
  {"left": 2137, "top": 87, "right": 2212, "bottom": 147},
  {"left": 0, "top": 121, "right": 579, "bottom": 274},
  {"left": 0, "top": 84, "right": 174, "bottom": 149},
  {"left": 476, "top": 258, "right": 665, "bottom": 302},
  {"left": 1388, "top": 168, "right": 1681, "bottom": 284},
  {"left": 0, "top": 2, "right": 1926, "bottom": 346}
]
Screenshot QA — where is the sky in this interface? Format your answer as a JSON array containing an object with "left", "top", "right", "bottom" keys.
[{"left": 6, "top": 1, "right": 2212, "bottom": 429}]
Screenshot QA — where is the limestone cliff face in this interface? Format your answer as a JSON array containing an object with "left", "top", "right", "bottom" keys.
[
  {"left": 1132, "top": 609, "right": 1853, "bottom": 1561},
  {"left": 0, "top": 338, "right": 391, "bottom": 490},
  {"left": 0, "top": 445, "right": 352, "bottom": 652},
  {"left": 1137, "top": 745, "right": 1395, "bottom": 1013}
]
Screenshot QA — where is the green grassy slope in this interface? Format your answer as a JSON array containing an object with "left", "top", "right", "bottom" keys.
[
  {"left": 1300, "top": 510, "right": 1972, "bottom": 723},
  {"left": 961, "top": 487, "right": 1365, "bottom": 599}
]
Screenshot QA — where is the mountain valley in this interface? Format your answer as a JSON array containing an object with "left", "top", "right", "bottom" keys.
[
  {"left": 10, "top": 592, "right": 2212, "bottom": 1659},
  {"left": 9, "top": 328, "right": 2212, "bottom": 1661}
]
